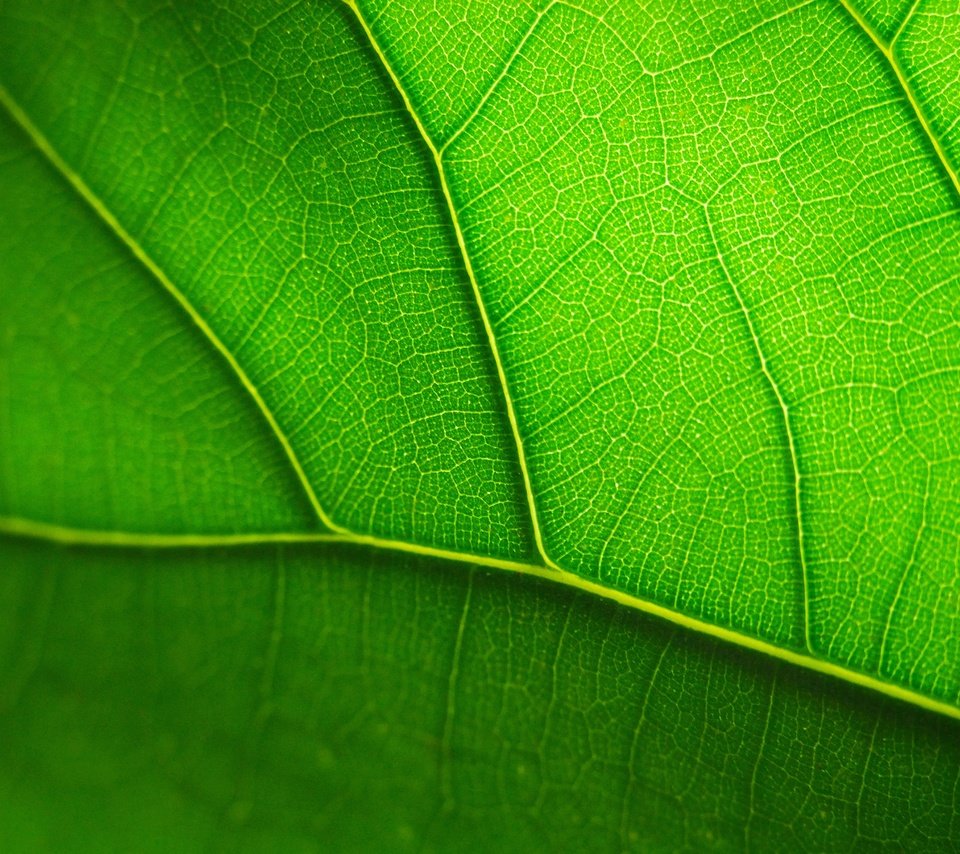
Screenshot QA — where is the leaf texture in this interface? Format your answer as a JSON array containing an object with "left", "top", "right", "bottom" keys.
[{"left": 1, "top": 0, "right": 959, "bottom": 849}]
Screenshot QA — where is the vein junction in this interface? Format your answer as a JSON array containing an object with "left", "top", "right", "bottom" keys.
[
  {"left": 0, "top": 3, "right": 958, "bottom": 716},
  {"left": 343, "top": 0, "right": 555, "bottom": 570},
  {"left": 2, "top": 512, "right": 959, "bottom": 722}
]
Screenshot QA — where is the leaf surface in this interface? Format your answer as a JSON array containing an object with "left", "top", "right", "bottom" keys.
[{"left": 1, "top": 0, "right": 959, "bottom": 849}]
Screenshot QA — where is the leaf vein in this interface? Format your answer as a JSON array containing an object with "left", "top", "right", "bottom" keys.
[
  {"left": 2, "top": 513, "right": 958, "bottom": 721},
  {"left": 838, "top": 0, "right": 960, "bottom": 203},
  {"left": 0, "top": 84, "right": 337, "bottom": 533},
  {"left": 346, "top": 0, "right": 555, "bottom": 568}
]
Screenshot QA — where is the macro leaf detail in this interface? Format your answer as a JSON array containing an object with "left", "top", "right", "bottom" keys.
[{"left": 2, "top": 0, "right": 960, "bottom": 849}]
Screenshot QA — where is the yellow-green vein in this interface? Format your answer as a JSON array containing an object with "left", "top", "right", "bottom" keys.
[
  {"left": 838, "top": 0, "right": 960, "bottom": 203},
  {"left": 2, "top": 514, "right": 959, "bottom": 722},
  {"left": 345, "top": 0, "right": 557, "bottom": 570},
  {"left": 0, "top": 84, "right": 338, "bottom": 535}
]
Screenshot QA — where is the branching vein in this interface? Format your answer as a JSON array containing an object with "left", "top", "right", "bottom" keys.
[
  {"left": 0, "top": 84, "right": 338, "bottom": 535},
  {"left": 345, "top": 0, "right": 556, "bottom": 570}
]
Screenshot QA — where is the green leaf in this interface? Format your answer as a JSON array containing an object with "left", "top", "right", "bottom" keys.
[{"left": 1, "top": 0, "right": 958, "bottom": 849}]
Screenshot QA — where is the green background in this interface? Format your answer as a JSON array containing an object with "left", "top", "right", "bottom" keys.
[{"left": 1, "top": 0, "right": 959, "bottom": 849}]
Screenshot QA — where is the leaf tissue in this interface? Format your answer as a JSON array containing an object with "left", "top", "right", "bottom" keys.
[{"left": 1, "top": 0, "right": 959, "bottom": 850}]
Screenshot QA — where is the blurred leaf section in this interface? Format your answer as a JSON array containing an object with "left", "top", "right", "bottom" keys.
[{"left": 1, "top": 538, "right": 958, "bottom": 852}]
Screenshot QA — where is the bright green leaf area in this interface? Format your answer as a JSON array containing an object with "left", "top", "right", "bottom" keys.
[{"left": 1, "top": 0, "right": 959, "bottom": 849}]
